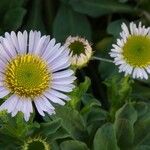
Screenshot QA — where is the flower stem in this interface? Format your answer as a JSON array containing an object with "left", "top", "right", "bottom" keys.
[{"left": 92, "top": 56, "right": 113, "bottom": 63}]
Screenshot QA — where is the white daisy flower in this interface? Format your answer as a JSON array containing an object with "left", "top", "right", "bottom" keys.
[
  {"left": 109, "top": 22, "right": 150, "bottom": 79},
  {"left": 0, "top": 31, "right": 76, "bottom": 121},
  {"left": 64, "top": 36, "right": 92, "bottom": 68}
]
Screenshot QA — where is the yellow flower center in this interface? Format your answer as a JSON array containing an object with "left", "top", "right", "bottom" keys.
[
  {"left": 4, "top": 54, "right": 51, "bottom": 98},
  {"left": 123, "top": 35, "right": 150, "bottom": 67}
]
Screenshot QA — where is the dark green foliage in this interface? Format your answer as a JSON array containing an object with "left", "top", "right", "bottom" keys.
[{"left": 0, "top": 0, "right": 150, "bottom": 149}]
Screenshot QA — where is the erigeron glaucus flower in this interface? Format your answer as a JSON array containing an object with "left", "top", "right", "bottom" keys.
[
  {"left": 109, "top": 22, "right": 150, "bottom": 79},
  {"left": 0, "top": 31, "right": 76, "bottom": 121},
  {"left": 64, "top": 36, "right": 92, "bottom": 68},
  {"left": 22, "top": 137, "right": 50, "bottom": 150}
]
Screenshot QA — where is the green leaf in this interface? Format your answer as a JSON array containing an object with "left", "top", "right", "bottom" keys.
[
  {"left": 96, "top": 37, "right": 113, "bottom": 53},
  {"left": 69, "top": 0, "right": 134, "bottom": 17},
  {"left": 49, "top": 127, "right": 71, "bottom": 141},
  {"left": 60, "top": 140, "right": 89, "bottom": 150},
  {"left": 134, "top": 145, "right": 150, "bottom": 150},
  {"left": 107, "top": 19, "right": 128, "bottom": 37},
  {"left": 0, "top": 111, "right": 36, "bottom": 139},
  {"left": 43, "top": 0, "right": 55, "bottom": 33},
  {"left": 39, "top": 118, "right": 71, "bottom": 141},
  {"left": 98, "top": 61, "right": 119, "bottom": 80},
  {"left": 86, "top": 108, "right": 107, "bottom": 126},
  {"left": 39, "top": 119, "right": 62, "bottom": 136},
  {"left": 81, "top": 94, "right": 101, "bottom": 115},
  {"left": 8, "top": 0, "right": 26, "bottom": 8},
  {"left": 69, "top": 77, "right": 91, "bottom": 109},
  {"left": 3, "top": 7, "right": 26, "bottom": 31},
  {"left": 0, "top": 133, "right": 19, "bottom": 150},
  {"left": 53, "top": 4, "right": 91, "bottom": 42},
  {"left": 24, "top": 0, "right": 46, "bottom": 33},
  {"left": 133, "top": 102, "right": 150, "bottom": 147},
  {"left": 93, "top": 123, "right": 119, "bottom": 150},
  {"left": 104, "top": 75, "right": 133, "bottom": 109},
  {"left": 114, "top": 103, "right": 137, "bottom": 148},
  {"left": 81, "top": 94, "right": 107, "bottom": 126},
  {"left": 53, "top": 105, "right": 88, "bottom": 141}
]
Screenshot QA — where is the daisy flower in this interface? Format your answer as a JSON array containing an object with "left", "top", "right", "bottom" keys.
[
  {"left": 109, "top": 22, "right": 150, "bottom": 79},
  {"left": 22, "top": 137, "right": 50, "bottom": 150},
  {"left": 0, "top": 31, "right": 76, "bottom": 121},
  {"left": 64, "top": 36, "right": 92, "bottom": 68}
]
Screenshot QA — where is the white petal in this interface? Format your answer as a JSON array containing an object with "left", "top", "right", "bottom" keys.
[
  {"left": 0, "top": 44, "right": 11, "bottom": 61},
  {"left": 45, "top": 43, "right": 61, "bottom": 61},
  {"left": 52, "top": 76, "right": 76, "bottom": 85},
  {"left": 48, "top": 89, "right": 70, "bottom": 100},
  {"left": 6, "top": 95, "right": 20, "bottom": 113},
  {"left": 10, "top": 31, "right": 19, "bottom": 51},
  {"left": 29, "top": 30, "right": 35, "bottom": 53},
  {"left": 44, "top": 91, "right": 65, "bottom": 105},
  {"left": 141, "top": 68, "right": 148, "bottom": 79},
  {"left": 41, "top": 96, "right": 55, "bottom": 109},
  {"left": 133, "top": 68, "right": 138, "bottom": 79},
  {"left": 21, "top": 98, "right": 32, "bottom": 121},
  {"left": 52, "top": 69, "right": 74, "bottom": 79},
  {"left": 34, "top": 97, "right": 55, "bottom": 115},
  {"left": 0, "top": 95, "right": 18, "bottom": 112},
  {"left": 46, "top": 46, "right": 66, "bottom": 64},
  {"left": 33, "top": 35, "right": 48, "bottom": 55},
  {"left": 11, "top": 98, "right": 23, "bottom": 117},
  {"left": 146, "top": 66, "right": 150, "bottom": 74},
  {"left": 121, "top": 23, "right": 129, "bottom": 36},
  {"left": 39, "top": 36, "right": 50, "bottom": 56},
  {"left": 49, "top": 55, "right": 69, "bottom": 71},
  {"left": 51, "top": 83, "right": 75, "bottom": 92},
  {"left": 51, "top": 61, "right": 70, "bottom": 72},
  {"left": 17, "top": 31, "right": 27, "bottom": 54},
  {"left": 4, "top": 32, "right": 17, "bottom": 57},
  {"left": 0, "top": 87, "right": 10, "bottom": 98},
  {"left": 34, "top": 98, "right": 45, "bottom": 116},
  {"left": 41, "top": 38, "right": 56, "bottom": 59},
  {"left": 31, "top": 31, "right": 41, "bottom": 54}
]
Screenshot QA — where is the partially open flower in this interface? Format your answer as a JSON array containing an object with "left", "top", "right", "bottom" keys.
[
  {"left": 22, "top": 137, "right": 50, "bottom": 150},
  {"left": 109, "top": 22, "right": 150, "bottom": 79},
  {"left": 65, "top": 36, "right": 92, "bottom": 68},
  {"left": 0, "top": 31, "right": 76, "bottom": 121}
]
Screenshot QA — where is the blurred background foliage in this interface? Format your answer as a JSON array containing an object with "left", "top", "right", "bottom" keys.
[{"left": 0, "top": 0, "right": 150, "bottom": 149}]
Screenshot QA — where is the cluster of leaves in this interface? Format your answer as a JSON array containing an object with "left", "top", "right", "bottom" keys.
[{"left": 0, "top": 0, "right": 150, "bottom": 150}]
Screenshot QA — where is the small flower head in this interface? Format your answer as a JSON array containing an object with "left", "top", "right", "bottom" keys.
[
  {"left": 22, "top": 137, "right": 50, "bottom": 150},
  {"left": 65, "top": 36, "right": 92, "bottom": 68},
  {"left": 0, "top": 31, "right": 76, "bottom": 121},
  {"left": 110, "top": 22, "right": 150, "bottom": 79}
]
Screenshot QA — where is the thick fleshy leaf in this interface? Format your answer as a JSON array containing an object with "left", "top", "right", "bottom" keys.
[
  {"left": 133, "top": 102, "right": 150, "bottom": 147},
  {"left": 104, "top": 75, "right": 133, "bottom": 116},
  {"left": 69, "top": 0, "right": 134, "bottom": 17},
  {"left": 93, "top": 123, "right": 119, "bottom": 150},
  {"left": 24, "top": 0, "right": 46, "bottom": 33},
  {"left": 60, "top": 140, "right": 89, "bottom": 150},
  {"left": 114, "top": 103, "right": 137, "bottom": 148},
  {"left": 69, "top": 77, "right": 91, "bottom": 109},
  {"left": 3, "top": 8, "right": 26, "bottom": 31},
  {"left": 107, "top": 19, "right": 128, "bottom": 37},
  {"left": 53, "top": 105, "right": 88, "bottom": 141},
  {"left": 53, "top": 4, "right": 91, "bottom": 42}
]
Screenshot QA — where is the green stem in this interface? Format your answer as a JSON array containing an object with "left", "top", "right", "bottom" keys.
[{"left": 92, "top": 56, "right": 113, "bottom": 63}]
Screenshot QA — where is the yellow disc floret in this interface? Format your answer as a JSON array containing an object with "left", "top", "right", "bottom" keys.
[
  {"left": 123, "top": 35, "right": 150, "bottom": 67},
  {"left": 4, "top": 54, "right": 51, "bottom": 98}
]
